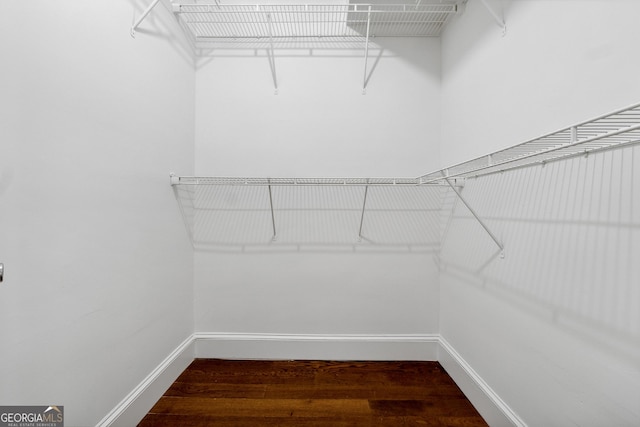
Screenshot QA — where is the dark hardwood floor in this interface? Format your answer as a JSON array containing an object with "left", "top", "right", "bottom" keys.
[{"left": 139, "top": 359, "right": 488, "bottom": 426}]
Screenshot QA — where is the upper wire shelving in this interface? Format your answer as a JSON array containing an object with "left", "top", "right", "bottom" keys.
[
  {"left": 420, "top": 102, "right": 640, "bottom": 185},
  {"left": 130, "top": 1, "right": 461, "bottom": 92},
  {"left": 171, "top": 2, "right": 460, "bottom": 47}
]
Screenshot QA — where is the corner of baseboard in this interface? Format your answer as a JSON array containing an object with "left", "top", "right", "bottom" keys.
[
  {"left": 438, "top": 336, "right": 527, "bottom": 427},
  {"left": 95, "top": 334, "right": 196, "bottom": 427}
]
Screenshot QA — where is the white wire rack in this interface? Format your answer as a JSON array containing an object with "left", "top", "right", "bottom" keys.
[
  {"left": 171, "top": 2, "right": 460, "bottom": 45},
  {"left": 130, "top": 2, "right": 459, "bottom": 92},
  {"left": 419, "top": 102, "right": 640, "bottom": 184},
  {"left": 170, "top": 176, "right": 443, "bottom": 186},
  {"left": 171, "top": 176, "right": 445, "bottom": 248},
  {"left": 169, "top": 102, "right": 640, "bottom": 253},
  {"left": 173, "top": 102, "right": 640, "bottom": 188}
]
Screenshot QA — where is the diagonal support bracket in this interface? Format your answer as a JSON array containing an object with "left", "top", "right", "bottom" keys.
[
  {"left": 357, "top": 184, "right": 369, "bottom": 241},
  {"left": 362, "top": 5, "right": 372, "bottom": 94},
  {"left": 443, "top": 173, "right": 505, "bottom": 258},
  {"left": 131, "top": 0, "right": 162, "bottom": 37},
  {"left": 478, "top": 0, "right": 506, "bottom": 36},
  {"left": 266, "top": 13, "right": 279, "bottom": 94},
  {"left": 267, "top": 182, "right": 277, "bottom": 241}
]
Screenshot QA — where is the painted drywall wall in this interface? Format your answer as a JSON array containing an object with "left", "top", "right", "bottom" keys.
[
  {"left": 193, "top": 38, "right": 442, "bottom": 342},
  {"left": 195, "top": 38, "right": 440, "bottom": 177},
  {"left": 441, "top": 0, "right": 640, "bottom": 167},
  {"left": 440, "top": 1, "right": 640, "bottom": 425},
  {"left": 0, "top": 1, "right": 194, "bottom": 426}
]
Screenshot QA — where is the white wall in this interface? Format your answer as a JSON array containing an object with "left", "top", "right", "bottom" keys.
[
  {"left": 441, "top": 0, "right": 640, "bottom": 166},
  {"left": 440, "top": 1, "right": 640, "bottom": 425},
  {"left": 193, "top": 38, "right": 442, "bottom": 345},
  {"left": 195, "top": 38, "right": 440, "bottom": 176},
  {"left": 0, "top": 1, "right": 195, "bottom": 426}
]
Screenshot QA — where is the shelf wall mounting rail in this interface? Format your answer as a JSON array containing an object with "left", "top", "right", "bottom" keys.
[{"left": 419, "top": 102, "right": 640, "bottom": 185}]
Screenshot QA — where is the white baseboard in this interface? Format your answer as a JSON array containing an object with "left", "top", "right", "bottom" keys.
[
  {"left": 438, "top": 337, "right": 526, "bottom": 427},
  {"left": 97, "top": 333, "right": 524, "bottom": 427},
  {"left": 194, "top": 332, "right": 440, "bottom": 361},
  {"left": 95, "top": 335, "right": 195, "bottom": 427}
]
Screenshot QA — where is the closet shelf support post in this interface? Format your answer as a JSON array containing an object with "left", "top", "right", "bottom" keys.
[
  {"left": 267, "top": 13, "right": 278, "bottom": 94},
  {"left": 131, "top": 0, "right": 162, "bottom": 37},
  {"left": 362, "top": 5, "right": 372, "bottom": 95},
  {"left": 443, "top": 173, "right": 505, "bottom": 258},
  {"left": 357, "top": 184, "right": 369, "bottom": 241},
  {"left": 267, "top": 182, "right": 277, "bottom": 241},
  {"left": 478, "top": 0, "right": 506, "bottom": 35}
]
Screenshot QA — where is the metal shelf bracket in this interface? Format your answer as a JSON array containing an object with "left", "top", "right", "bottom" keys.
[
  {"left": 131, "top": 0, "right": 162, "bottom": 38},
  {"left": 267, "top": 180, "right": 277, "bottom": 241},
  {"left": 266, "top": 13, "right": 279, "bottom": 94},
  {"left": 362, "top": 5, "right": 372, "bottom": 95},
  {"left": 357, "top": 184, "right": 370, "bottom": 241},
  {"left": 478, "top": 0, "right": 506, "bottom": 36},
  {"left": 443, "top": 173, "right": 505, "bottom": 258},
  {"left": 169, "top": 172, "right": 180, "bottom": 185}
]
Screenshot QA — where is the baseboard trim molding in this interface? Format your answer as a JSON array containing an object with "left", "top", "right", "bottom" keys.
[
  {"left": 95, "top": 334, "right": 195, "bottom": 427},
  {"left": 438, "top": 337, "right": 526, "bottom": 427},
  {"left": 97, "top": 333, "right": 524, "bottom": 427},
  {"left": 193, "top": 332, "right": 440, "bottom": 361}
]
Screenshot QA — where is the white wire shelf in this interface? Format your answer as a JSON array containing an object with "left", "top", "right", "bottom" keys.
[
  {"left": 170, "top": 176, "right": 444, "bottom": 186},
  {"left": 420, "top": 102, "right": 640, "bottom": 184},
  {"left": 171, "top": 2, "right": 460, "bottom": 47},
  {"left": 169, "top": 103, "right": 640, "bottom": 253},
  {"left": 171, "top": 178, "right": 444, "bottom": 249},
  {"left": 173, "top": 99, "right": 640, "bottom": 188}
]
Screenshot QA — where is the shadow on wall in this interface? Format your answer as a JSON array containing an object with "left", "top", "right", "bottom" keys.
[
  {"left": 439, "top": 145, "right": 640, "bottom": 365},
  {"left": 193, "top": 36, "right": 437, "bottom": 96},
  {"left": 128, "top": 0, "right": 195, "bottom": 66},
  {"left": 194, "top": 39, "right": 389, "bottom": 90},
  {"left": 441, "top": 0, "right": 511, "bottom": 73},
  {"left": 173, "top": 184, "right": 443, "bottom": 253}
]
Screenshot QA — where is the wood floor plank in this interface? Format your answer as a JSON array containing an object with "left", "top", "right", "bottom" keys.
[
  {"left": 369, "top": 398, "right": 484, "bottom": 417},
  {"left": 139, "top": 414, "right": 488, "bottom": 427},
  {"left": 139, "top": 359, "right": 489, "bottom": 427},
  {"left": 165, "top": 382, "right": 465, "bottom": 400},
  {"left": 164, "top": 382, "right": 268, "bottom": 398},
  {"left": 149, "top": 397, "right": 372, "bottom": 417},
  {"left": 139, "top": 414, "right": 382, "bottom": 427},
  {"left": 176, "top": 360, "right": 317, "bottom": 385}
]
